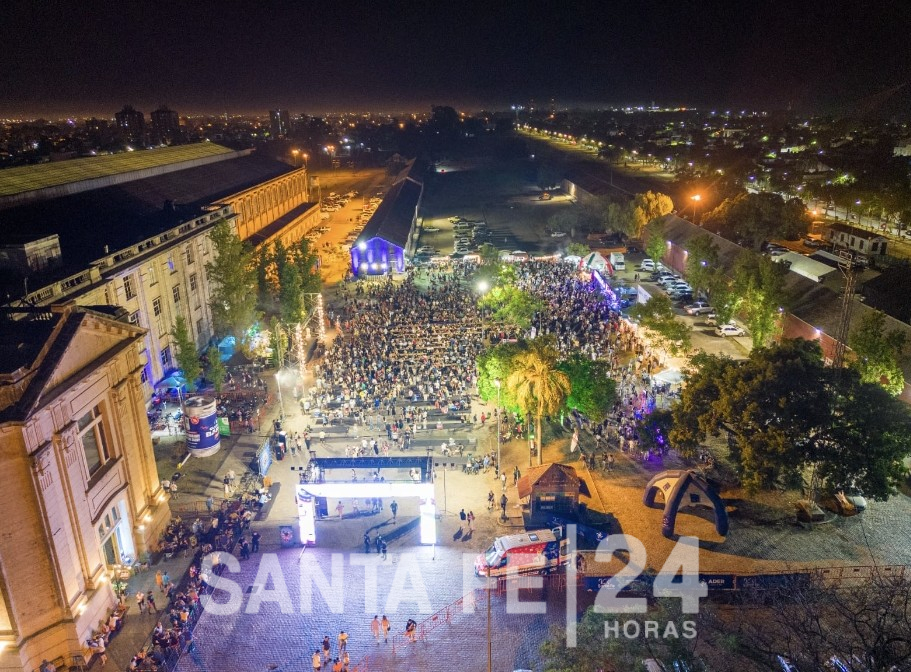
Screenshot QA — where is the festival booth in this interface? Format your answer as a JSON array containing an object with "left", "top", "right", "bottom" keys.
[
  {"left": 580, "top": 251, "right": 612, "bottom": 275},
  {"left": 643, "top": 470, "right": 729, "bottom": 538},
  {"left": 517, "top": 463, "right": 590, "bottom": 521}
]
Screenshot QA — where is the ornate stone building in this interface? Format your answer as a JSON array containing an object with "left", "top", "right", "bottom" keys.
[{"left": 0, "top": 304, "right": 170, "bottom": 671}]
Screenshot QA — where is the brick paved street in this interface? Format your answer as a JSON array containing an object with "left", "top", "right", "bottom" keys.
[{"left": 174, "top": 546, "right": 568, "bottom": 672}]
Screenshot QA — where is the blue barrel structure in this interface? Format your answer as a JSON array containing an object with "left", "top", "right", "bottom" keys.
[{"left": 184, "top": 396, "right": 221, "bottom": 457}]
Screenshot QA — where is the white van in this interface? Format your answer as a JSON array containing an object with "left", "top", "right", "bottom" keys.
[{"left": 610, "top": 252, "right": 626, "bottom": 270}]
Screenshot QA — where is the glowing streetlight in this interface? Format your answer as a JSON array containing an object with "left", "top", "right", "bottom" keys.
[
  {"left": 690, "top": 194, "right": 702, "bottom": 225},
  {"left": 477, "top": 280, "right": 489, "bottom": 293}
]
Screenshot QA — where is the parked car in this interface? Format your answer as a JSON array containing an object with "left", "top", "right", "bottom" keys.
[
  {"left": 422, "top": 226, "right": 440, "bottom": 232},
  {"left": 705, "top": 312, "right": 718, "bottom": 325},
  {"left": 639, "top": 259, "right": 656, "bottom": 271},
  {"left": 417, "top": 246, "right": 436, "bottom": 255},
  {"left": 803, "top": 238, "right": 823, "bottom": 248},
  {"left": 684, "top": 302, "right": 713, "bottom": 315},
  {"left": 716, "top": 323, "right": 745, "bottom": 337},
  {"left": 550, "top": 231, "right": 567, "bottom": 238}
]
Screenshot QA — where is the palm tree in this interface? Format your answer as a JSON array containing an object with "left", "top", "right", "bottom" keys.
[{"left": 507, "top": 342, "right": 571, "bottom": 466}]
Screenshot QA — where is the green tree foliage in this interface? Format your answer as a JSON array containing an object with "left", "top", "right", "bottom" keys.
[
  {"left": 604, "top": 201, "right": 634, "bottom": 236},
  {"left": 629, "top": 295, "right": 692, "bottom": 356},
  {"left": 279, "top": 261, "right": 305, "bottom": 324},
  {"left": 682, "top": 234, "right": 720, "bottom": 295},
  {"left": 558, "top": 355, "right": 617, "bottom": 422},
  {"left": 477, "top": 242, "right": 500, "bottom": 266},
  {"left": 290, "top": 238, "right": 322, "bottom": 296},
  {"left": 644, "top": 219, "right": 667, "bottom": 263},
  {"left": 479, "top": 284, "right": 543, "bottom": 331},
  {"left": 205, "top": 220, "right": 259, "bottom": 338},
  {"left": 731, "top": 251, "right": 789, "bottom": 347},
  {"left": 170, "top": 316, "right": 201, "bottom": 391},
  {"left": 849, "top": 310, "right": 907, "bottom": 396},
  {"left": 205, "top": 346, "right": 227, "bottom": 393},
  {"left": 269, "top": 317, "right": 288, "bottom": 369},
  {"left": 701, "top": 192, "right": 808, "bottom": 249},
  {"left": 669, "top": 340, "right": 911, "bottom": 498},
  {"left": 629, "top": 191, "right": 674, "bottom": 238},
  {"left": 507, "top": 340, "right": 571, "bottom": 465},
  {"left": 475, "top": 341, "right": 523, "bottom": 414},
  {"left": 566, "top": 242, "right": 591, "bottom": 258}
]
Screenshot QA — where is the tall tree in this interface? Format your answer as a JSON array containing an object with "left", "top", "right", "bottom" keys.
[
  {"left": 205, "top": 346, "right": 227, "bottom": 394},
  {"left": 475, "top": 341, "right": 523, "bottom": 414},
  {"left": 278, "top": 261, "right": 305, "bottom": 324},
  {"left": 604, "top": 201, "right": 633, "bottom": 237},
  {"left": 702, "top": 191, "right": 808, "bottom": 249},
  {"left": 479, "top": 284, "right": 543, "bottom": 331},
  {"left": 629, "top": 295, "right": 692, "bottom": 357},
  {"left": 507, "top": 341, "right": 571, "bottom": 465},
  {"left": 683, "top": 234, "right": 720, "bottom": 295},
  {"left": 290, "top": 238, "right": 322, "bottom": 296},
  {"left": 669, "top": 340, "right": 911, "bottom": 498},
  {"left": 205, "top": 220, "right": 259, "bottom": 338},
  {"left": 566, "top": 242, "right": 591, "bottom": 258},
  {"left": 849, "top": 309, "right": 907, "bottom": 396},
  {"left": 558, "top": 355, "right": 617, "bottom": 422},
  {"left": 731, "top": 251, "right": 789, "bottom": 347},
  {"left": 630, "top": 191, "right": 674, "bottom": 238},
  {"left": 644, "top": 219, "right": 667, "bottom": 263},
  {"left": 477, "top": 242, "right": 500, "bottom": 267},
  {"left": 170, "top": 316, "right": 201, "bottom": 391}
]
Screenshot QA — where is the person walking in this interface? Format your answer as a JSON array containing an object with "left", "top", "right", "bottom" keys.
[
  {"left": 467, "top": 511, "right": 474, "bottom": 532},
  {"left": 500, "top": 471, "right": 507, "bottom": 492},
  {"left": 155, "top": 570, "right": 163, "bottom": 592},
  {"left": 380, "top": 538, "right": 387, "bottom": 560},
  {"left": 364, "top": 532, "right": 371, "bottom": 554},
  {"left": 390, "top": 499, "right": 398, "bottom": 523},
  {"left": 251, "top": 531, "right": 261, "bottom": 553},
  {"left": 381, "top": 615, "right": 390, "bottom": 643},
  {"left": 371, "top": 615, "right": 381, "bottom": 642},
  {"left": 206, "top": 495, "right": 214, "bottom": 513},
  {"left": 162, "top": 571, "right": 170, "bottom": 587},
  {"left": 338, "top": 631, "right": 348, "bottom": 653},
  {"left": 375, "top": 534, "right": 382, "bottom": 554},
  {"left": 146, "top": 593, "right": 158, "bottom": 614},
  {"left": 336, "top": 501, "right": 344, "bottom": 519},
  {"left": 500, "top": 493, "right": 508, "bottom": 519},
  {"left": 607, "top": 453, "right": 614, "bottom": 472},
  {"left": 135, "top": 590, "right": 146, "bottom": 614},
  {"left": 311, "top": 649, "right": 322, "bottom": 671},
  {"left": 513, "top": 465, "right": 520, "bottom": 487}
]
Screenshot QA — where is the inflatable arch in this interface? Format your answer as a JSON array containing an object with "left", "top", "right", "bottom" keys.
[{"left": 643, "top": 469, "right": 729, "bottom": 538}]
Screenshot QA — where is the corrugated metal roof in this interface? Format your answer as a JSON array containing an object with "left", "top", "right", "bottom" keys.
[{"left": 0, "top": 143, "right": 234, "bottom": 198}]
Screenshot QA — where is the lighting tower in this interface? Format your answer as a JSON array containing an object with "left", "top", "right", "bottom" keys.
[{"left": 832, "top": 250, "right": 858, "bottom": 368}]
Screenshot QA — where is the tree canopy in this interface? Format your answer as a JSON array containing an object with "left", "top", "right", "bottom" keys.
[
  {"left": 644, "top": 218, "right": 667, "bottom": 263},
  {"left": 849, "top": 309, "right": 907, "bottom": 396},
  {"left": 682, "top": 234, "right": 719, "bottom": 295},
  {"left": 204, "top": 346, "right": 227, "bottom": 394},
  {"left": 205, "top": 220, "right": 259, "bottom": 338},
  {"left": 669, "top": 340, "right": 911, "bottom": 498},
  {"left": 730, "top": 251, "right": 789, "bottom": 347},
  {"left": 629, "top": 295, "right": 692, "bottom": 356},
  {"left": 558, "top": 355, "right": 617, "bottom": 423},
  {"left": 479, "top": 283, "right": 543, "bottom": 331},
  {"left": 506, "top": 339, "right": 571, "bottom": 465},
  {"left": 630, "top": 191, "right": 674, "bottom": 238},
  {"left": 701, "top": 191, "right": 808, "bottom": 249},
  {"left": 170, "top": 316, "right": 201, "bottom": 391}
]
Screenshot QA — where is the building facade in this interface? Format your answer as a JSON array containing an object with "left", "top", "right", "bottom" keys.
[
  {"left": 114, "top": 106, "right": 145, "bottom": 144},
  {"left": 150, "top": 107, "right": 181, "bottom": 145},
  {"left": 0, "top": 304, "right": 170, "bottom": 672}
]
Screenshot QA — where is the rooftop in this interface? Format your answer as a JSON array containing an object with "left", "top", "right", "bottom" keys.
[
  {"left": 0, "top": 143, "right": 235, "bottom": 203},
  {"left": 0, "top": 151, "right": 295, "bottom": 281},
  {"left": 355, "top": 161, "right": 423, "bottom": 249}
]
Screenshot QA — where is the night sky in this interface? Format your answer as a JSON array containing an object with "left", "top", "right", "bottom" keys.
[{"left": 2, "top": 0, "right": 909, "bottom": 117}]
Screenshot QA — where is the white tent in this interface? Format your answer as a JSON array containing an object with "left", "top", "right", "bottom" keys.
[
  {"left": 773, "top": 251, "right": 836, "bottom": 283},
  {"left": 563, "top": 254, "right": 583, "bottom": 266},
  {"left": 581, "top": 251, "right": 610, "bottom": 273},
  {"left": 653, "top": 368, "right": 685, "bottom": 385}
]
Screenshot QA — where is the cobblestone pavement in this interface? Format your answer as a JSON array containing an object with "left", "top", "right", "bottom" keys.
[{"left": 174, "top": 546, "right": 570, "bottom": 672}]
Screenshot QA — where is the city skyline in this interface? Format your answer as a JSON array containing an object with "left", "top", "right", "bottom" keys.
[{"left": 2, "top": 1, "right": 910, "bottom": 118}]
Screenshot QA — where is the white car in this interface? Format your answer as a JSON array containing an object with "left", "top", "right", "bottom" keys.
[
  {"left": 550, "top": 231, "right": 567, "bottom": 238},
  {"left": 422, "top": 226, "right": 440, "bottom": 232},
  {"left": 417, "top": 246, "right": 436, "bottom": 255},
  {"left": 716, "top": 323, "right": 745, "bottom": 337},
  {"left": 639, "top": 259, "right": 656, "bottom": 271}
]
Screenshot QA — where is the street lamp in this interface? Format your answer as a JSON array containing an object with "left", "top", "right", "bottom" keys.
[
  {"left": 291, "top": 148, "right": 300, "bottom": 166},
  {"left": 302, "top": 152, "right": 309, "bottom": 169},
  {"left": 690, "top": 194, "right": 702, "bottom": 225}
]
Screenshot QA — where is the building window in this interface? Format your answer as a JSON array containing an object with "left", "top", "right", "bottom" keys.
[
  {"left": 140, "top": 366, "right": 149, "bottom": 384},
  {"left": 186, "top": 244, "right": 195, "bottom": 265},
  {"left": 189, "top": 273, "right": 198, "bottom": 293},
  {"left": 148, "top": 264, "right": 158, "bottom": 286},
  {"left": 161, "top": 345, "right": 172, "bottom": 369},
  {"left": 128, "top": 311, "right": 140, "bottom": 326},
  {"left": 78, "top": 405, "right": 110, "bottom": 475},
  {"left": 153, "top": 297, "right": 162, "bottom": 317},
  {"left": 172, "top": 286, "right": 181, "bottom": 305},
  {"left": 123, "top": 275, "right": 136, "bottom": 300},
  {"left": 859, "top": 240, "right": 865, "bottom": 251}
]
